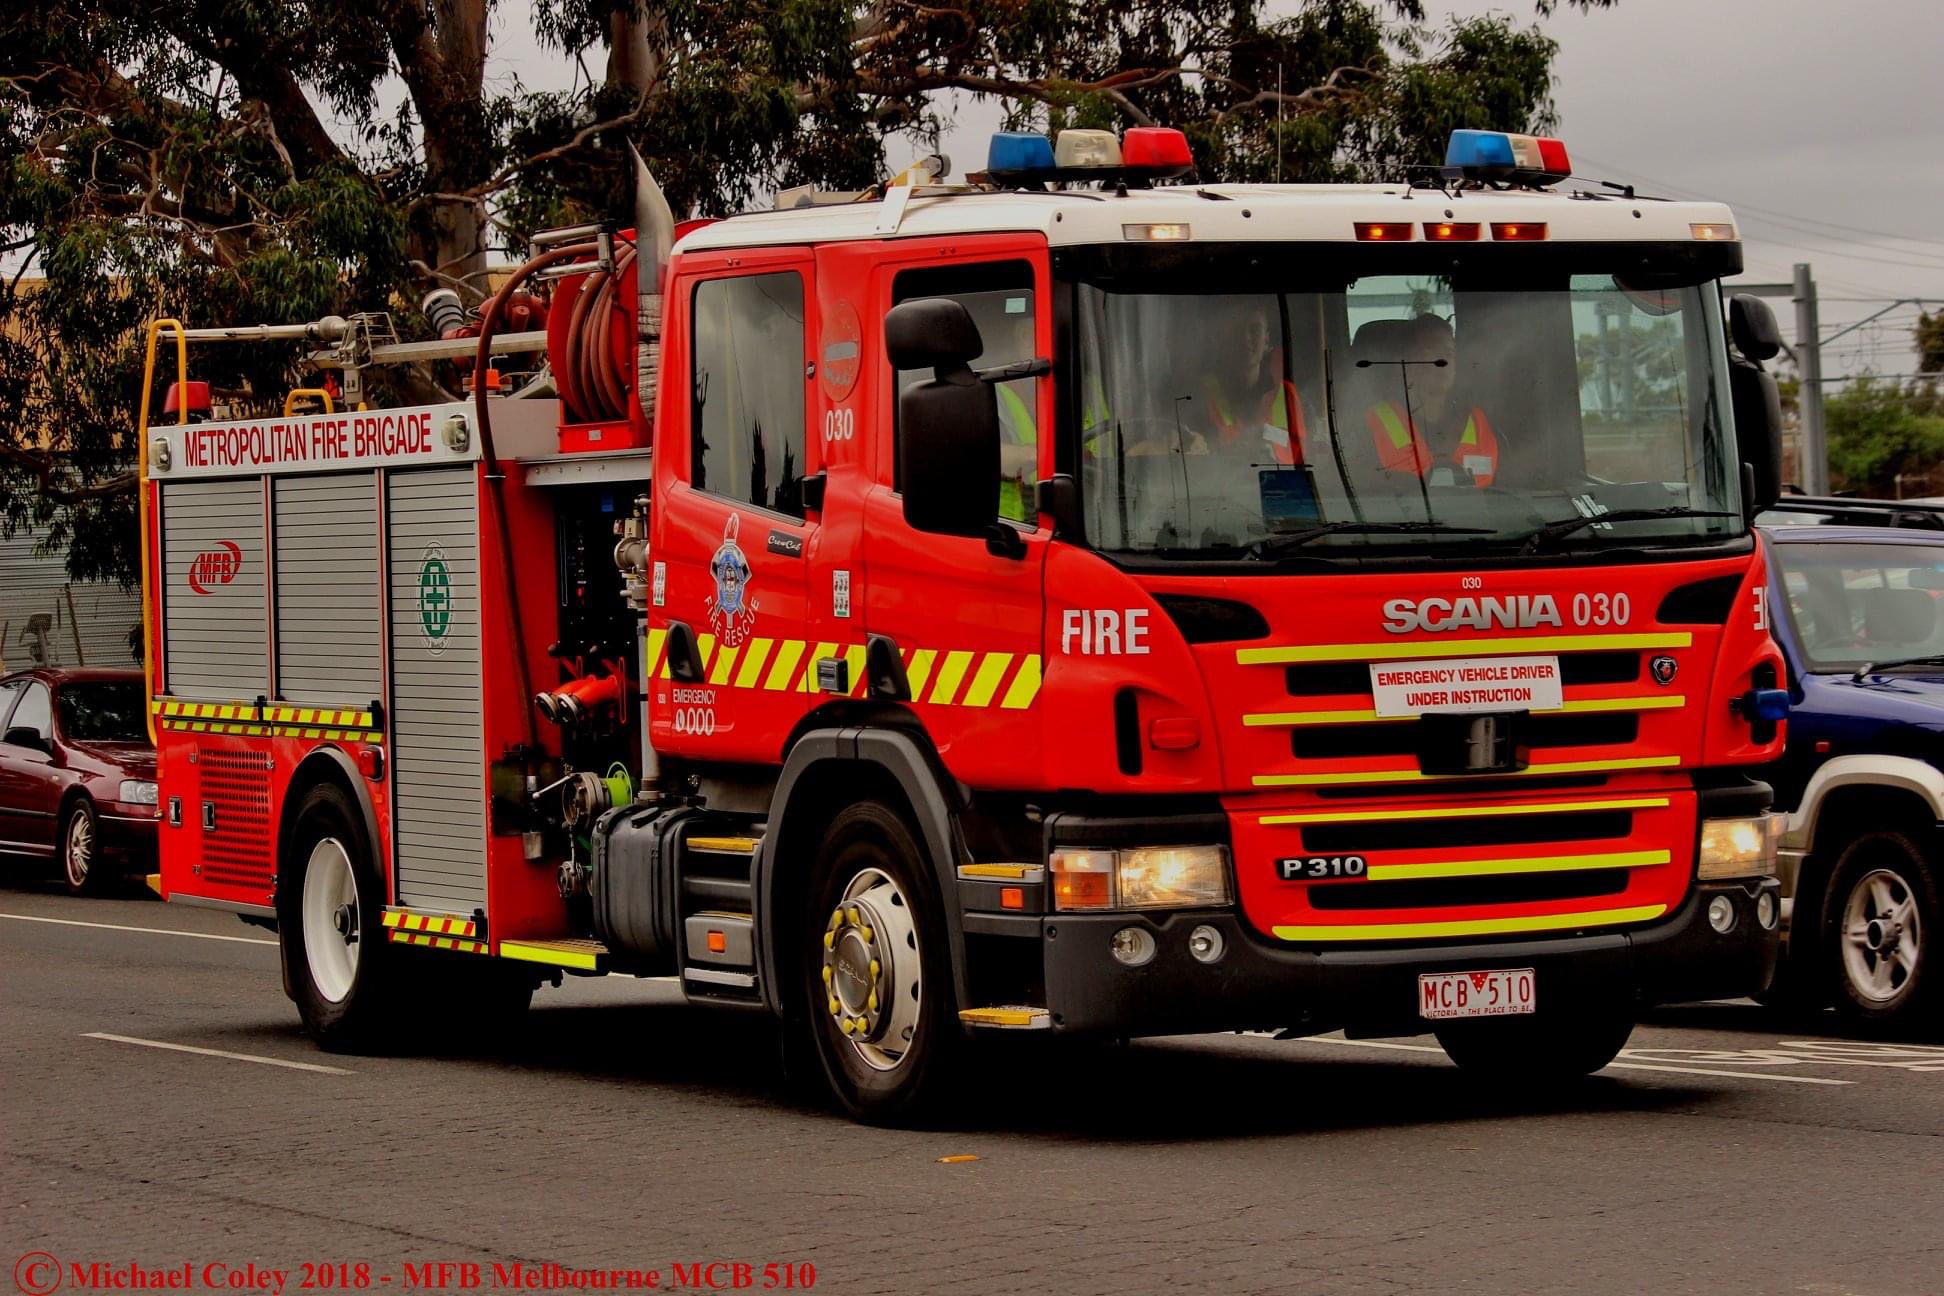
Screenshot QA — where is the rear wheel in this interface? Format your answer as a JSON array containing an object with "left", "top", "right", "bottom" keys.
[
  {"left": 795, "top": 802, "right": 961, "bottom": 1124},
  {"left": 1820, "top": 830, "right": 1938, "bottom": 1030},
  {"left": 282, "top": 782, "right": 398, "bottom": 1050},
  {"left": 60, "top": 799, "right": 107, "bottom": 896},
  {"left": 1434, "top": 1003, "right": 1634, "bottom": 1082}
]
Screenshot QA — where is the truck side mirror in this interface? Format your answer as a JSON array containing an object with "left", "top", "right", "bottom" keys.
[
  {"left": 1730, "top": 359, "right": 1783, "bottom": 512},
  {"left": 1729, "top": 294, "right": 1783, "bottom": 364},
  {"left": 888, "top": 299, "right": 1000, "bottom": 539}
]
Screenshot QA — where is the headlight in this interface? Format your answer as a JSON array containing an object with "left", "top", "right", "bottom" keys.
[
  {"left": 1049, "top": 845, "right": 1232, "bottom": 911},
  {"left": 1697, "top": 813, "right": 1781, "bottom": 880},
  {"left": 117, "top": 779, "right": 160, "bottom": 806}
]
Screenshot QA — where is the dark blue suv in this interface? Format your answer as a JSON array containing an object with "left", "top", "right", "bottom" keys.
[{"left": 1757, "top": 497, "right": 1944, "bottom": 1029}]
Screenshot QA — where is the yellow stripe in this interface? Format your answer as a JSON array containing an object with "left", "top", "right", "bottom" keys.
[
  {"left": 499, "top": 940, "right": 602, "bottom": 971},
  {"left": 958, "top": 863, "right": 1033, "bottom": 879},
  {"left": 734, "top": 638, "right": 774, "bottom": 689},
  {"left": 1252, "top": 755, "right": 1681, "bottom": 788},
  {"left": 645, "top": 627, "right": 668, "bottom": 676},
  {"left": 800, "top": 642, "right": 837, "bottom": 692},
  {"left": 696, "top": 633, "right": 718, "bottom": 676},
  {"left": 1246, "top": 695, "right": 1690, "bottom": 728},
  {"left": 1262, "top": 796, "right": 1672, "bottom": 826},
  {"left": 763, "top": 640, "right": 805, "bottom": 691},
  {"left": 708, "top": 640, "right": 741, "bottom": 686},
  {"left": 905, "top": 649, "right": 938, "bottom": 699},
  {"left": 299, "top": 709, "right": 316, "bottom": 724},
  {"left": 844, "top": 643, "right": 868, "bottom": 696},
  {"left": 1237, "top": 632, "right": 1693, "bottom": 665},
  {"left": 1000, "top": 655, "right": 1042, "bottom": 709},
  {"left": 961, "top": 652, "right": 1012, "bottom": 708},
  {"left": 927, "top": 650, "right": 975, "bottom": 705},
  {"left": 959, "top": 1007, "right": 1049, "bottom": 1027},
  {"left": 1274, "top": 904, "right": 1667, "bottom": 942},
  {"left": 687, "top": 836, "right": 760, "bottom": 854},
  {"left": 1366, "top": 849, "right": 1671, "bottom": 881}
]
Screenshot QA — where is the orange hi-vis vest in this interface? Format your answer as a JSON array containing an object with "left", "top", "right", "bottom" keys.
[
  {"left": 1203, "top": 377, "right": 1307, "bottom": 464},
  {"left": 1365, "top": 401, "right": 1498, "bottom": 486}
]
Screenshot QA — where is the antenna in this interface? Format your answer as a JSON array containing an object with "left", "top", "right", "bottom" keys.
[{"left": 1276, "top": 65, "right": 1284, "bottom": 184}]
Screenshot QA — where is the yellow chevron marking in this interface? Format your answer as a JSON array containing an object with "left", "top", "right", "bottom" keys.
[
  {"left": 905, "top": 649, "right": 938, "bottom": 699},
  {"left": 928, "top": 651, "right": 975, "bottom": 706},
  {"left": 1261, "top": 796, "right": 1672, "bottom": 826},
  {"left": 708, "top": 641, "right": 741, "bottom": 686},
  {"left": 1251, "top": 755, "right": 1682, "bottom": 788},
  {"left": 844, "top": 644, "right": 868, "bottom": 696},
  {"left": 734, "top": 637, "right": 774, "bottom": 688},
  {"left": 1001, "top": 655, "right": 1042, "bottom": 709},
  {"left": 961, "top": 652, "right": 1013, "bottom": 708},
  {"left": 1274, "top": 904, "right": 1667, "bottom": 942},
  {"left": 645, "top": 627, "right": 668, "bottom": 676},
  {"left": 696, "top": 633, "right": 718, "bottom": 676},
  {"left": 299, "top": 709, "right": 316, "bottom": 724},
  {"left": 763, "top": 639, "right": 806, "bottom": 691},
  {"left": 1239, "top": 632, "right": 1694, "bottom": 665},
  {"left": 1365, "top": 849, "right": 1670, "bottom": 881}
]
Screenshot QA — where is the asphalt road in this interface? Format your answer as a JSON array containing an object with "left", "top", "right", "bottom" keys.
[{"left": 3, "top": 874, "right": 1941, "bottom": 1296}]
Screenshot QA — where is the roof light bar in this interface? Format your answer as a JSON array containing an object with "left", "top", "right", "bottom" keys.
[
  {"left": 983, "top": 127, "right": 1194, "bottom": 186},
  {"left": 1444, "top": 130, "right": 1572, "bottom": 187}
]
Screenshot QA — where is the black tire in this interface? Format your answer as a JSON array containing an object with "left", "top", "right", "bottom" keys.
[
  {"left": 280, "top": 782, "right": 399, "bottom": 1051},
  {"left": 792, "top": 801, "right": 962, "bottom": 1124},
  {"left": 1818, "top": 830, "right": 1939, "bottom": 1031},
  {"left": 60, "top": 798, "right": 108, "bottom": 897},
  {"left": 1434, "top": 1003, "right": 1634, "bottom": 1082}
]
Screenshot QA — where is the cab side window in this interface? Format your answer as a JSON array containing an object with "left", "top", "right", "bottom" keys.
[
  {"left": 8, "top": 682, "right": 51, "bottom": 742},
  {"left": 892, "top": 261, "right": 1038, "bottom": 524},
  {"left": 690, "top": 272, "right": 808, "bottom": 519}
]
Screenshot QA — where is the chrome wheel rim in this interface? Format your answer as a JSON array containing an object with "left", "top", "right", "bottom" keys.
[
  {"left": 1841, "top": 867, "right": 1921, "bottom": 1005},
  {"left": 64, "top": 808, "right": 93, "bottom": 888},
  {"left": 301, "top": 838, "right": 360, "bottom": 1003},
  {"left": 820, "top": 867, "right": 922, "bottom": 1073}
]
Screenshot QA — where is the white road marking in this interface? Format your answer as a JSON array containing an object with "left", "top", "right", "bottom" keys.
[
  {"left": 1288, "top": 1033, "right": 1855, "bottom": 1085},
  {"left": 83, "top": 1032, "right": 352, "bottom": 1074},
  {"left": 1, "top": 911, "right": 277, "bottom": 946}
]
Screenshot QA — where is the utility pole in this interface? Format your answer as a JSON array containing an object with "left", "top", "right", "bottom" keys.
[
  {"left": 1732, "top": 266, "right": 1828, "bottom": 494},
  {"left": 1793, "top": 263, "right": 1828, "bottom": 494}
]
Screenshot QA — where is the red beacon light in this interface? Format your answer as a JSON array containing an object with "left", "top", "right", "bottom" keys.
[
  {"left": 161, "top": 380, "right": 212, "bottom": 420},
  {"left": 1121, "top": 127, "right": 1194, "bottom": 177}
]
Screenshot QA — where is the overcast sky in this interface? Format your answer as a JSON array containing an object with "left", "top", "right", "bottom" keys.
[{"left": 494, "top": 0, "right": 1944, "bottom": 379}]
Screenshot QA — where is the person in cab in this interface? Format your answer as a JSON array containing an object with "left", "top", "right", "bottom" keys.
[
  {"left": 1352, "top": 313, "right": 1498, "bottom": 488},
  {"left": 1194, "top": 298, "right": 1308, "bottom": 466}
]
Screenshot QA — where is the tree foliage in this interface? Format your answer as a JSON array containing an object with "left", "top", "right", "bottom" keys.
[
  {"left": 2, "top": 0, "right": 1610, "bottom": 583},
  {"left": 1826, "top": 376, "right": 1944, "bottom": 497}
]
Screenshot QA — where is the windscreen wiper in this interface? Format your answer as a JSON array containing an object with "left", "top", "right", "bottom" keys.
[
  {"left": 1250, "top": 520, "right": 1492, "bottom": 560},
  {"left": 1852, "top": 654, "right": 1944, "bottom": 682},
  {"left": 1519, "top": 508, "right": 1738, "bottom": 554}
]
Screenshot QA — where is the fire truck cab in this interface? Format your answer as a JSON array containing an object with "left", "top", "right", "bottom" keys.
[{"left": 142, "top": 128, "right": 1792, "bottom": 1121}]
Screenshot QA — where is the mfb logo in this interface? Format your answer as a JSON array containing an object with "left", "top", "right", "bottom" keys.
[{"left": 187, "top": 541, "right": 243, "bottom": 595}]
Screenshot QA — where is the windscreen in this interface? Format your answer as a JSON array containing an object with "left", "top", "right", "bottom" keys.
[
  {"left": 1773, "top": 541, "right": 1944, "bottom": 672},
  {"left": 57, "top": 681, "right": 146, "bottom": 742},
  {"left": 1074, "top": 254, "right": 1743, "bottom": 561}
]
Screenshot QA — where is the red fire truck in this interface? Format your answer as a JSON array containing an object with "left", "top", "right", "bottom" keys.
[{"left": 141, "top": 127, "right": 1792, "bottom": 1121}]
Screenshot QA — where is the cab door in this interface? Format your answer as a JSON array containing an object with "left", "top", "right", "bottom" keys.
[
  {"left": 0, "top": 679, "right": 57, "bottom": 853},
  {"left": 650, "top": 249, "right": 819, "bottom": 764},
  {"left": 858, "top": 241, "right": 1052, "bottom": 788}
]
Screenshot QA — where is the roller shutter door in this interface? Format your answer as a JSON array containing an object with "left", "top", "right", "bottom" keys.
[
  {"left": 160, "top": 478, "right": 268, "bottom": 699},
  {"left": 275, "top": 473, "right": 381, "bottom": 705}
]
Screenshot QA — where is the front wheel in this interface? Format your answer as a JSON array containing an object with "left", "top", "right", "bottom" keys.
[
  {"left": 795, "top": 802, "right": 961, "bottom": 1124},
  {"left": 61, "top": 799, "right": 107, "bottom": 896},
  {"left": 281, "top": 782, "right": 398, "bottom": 1050},
  {"left": 1820, "top": 831, "right": 1938, "bottom": 1030},
  {"left": 1434, "top": 1004, "right": 1634, "bottom": 1082}
]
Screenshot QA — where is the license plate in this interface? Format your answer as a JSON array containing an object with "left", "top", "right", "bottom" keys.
[{"left": 1418, "top": 968, "right": 1536, "bottom": 1020}]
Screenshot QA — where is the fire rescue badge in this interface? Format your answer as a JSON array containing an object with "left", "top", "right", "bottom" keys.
[{"left": 708, "top": 515, "right": 757, "bottom": 647}]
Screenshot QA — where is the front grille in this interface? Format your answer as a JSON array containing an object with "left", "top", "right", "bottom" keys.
[
  {"left": 199, "top": 747, "right": 273, "bottom": 891},
  {"left": 1290, "top": 713, "right": 1639, "bottom": 760},
  {"left": 1307, "top": 869, "right": 1632, "bottom": 911},
  {"left": 1301, "top": 809, "right": 1632, "bottom": 853}
]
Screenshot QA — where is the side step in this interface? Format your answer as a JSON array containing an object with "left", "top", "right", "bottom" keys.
[
  {"left": 960, "top": 1006, "right": 1052, "bottom": 1031},
  {"left": 500, "top": 937, "right": 609, "bottom": 973}
]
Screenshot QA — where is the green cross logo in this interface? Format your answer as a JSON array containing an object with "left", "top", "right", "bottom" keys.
[{"left": 418, "top": 547, "right": 452, "bottom": 651}]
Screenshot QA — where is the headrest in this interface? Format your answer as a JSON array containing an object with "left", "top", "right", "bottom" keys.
[{"left": 1861, "top": 587, "right": 1938, "bottom": 643}]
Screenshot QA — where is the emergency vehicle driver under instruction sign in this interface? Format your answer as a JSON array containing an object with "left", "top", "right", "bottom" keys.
[{"left": 1355, "top": 312, "right": 1499, "bottom": 488}]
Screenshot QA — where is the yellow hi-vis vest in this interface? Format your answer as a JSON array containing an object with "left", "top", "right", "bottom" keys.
[{"left": 1365, "top": 401, "right": 1497, "bottom": 486}]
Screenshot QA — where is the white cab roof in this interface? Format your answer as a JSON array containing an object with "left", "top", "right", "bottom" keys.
[{"left": 674, "top": 183, "right": 1738, "bottom": 253}]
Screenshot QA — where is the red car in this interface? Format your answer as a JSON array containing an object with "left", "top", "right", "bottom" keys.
[{"left": 0, "top": 668, "right": 157, "bottom": 894}]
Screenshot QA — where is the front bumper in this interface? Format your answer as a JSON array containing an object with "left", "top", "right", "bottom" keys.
[
  {"left": 1023, "top": 879, "right": 1778, "bottom": 1037},
  {"left": 97, "top": 809, "right": 159, "bottom": 862}
]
